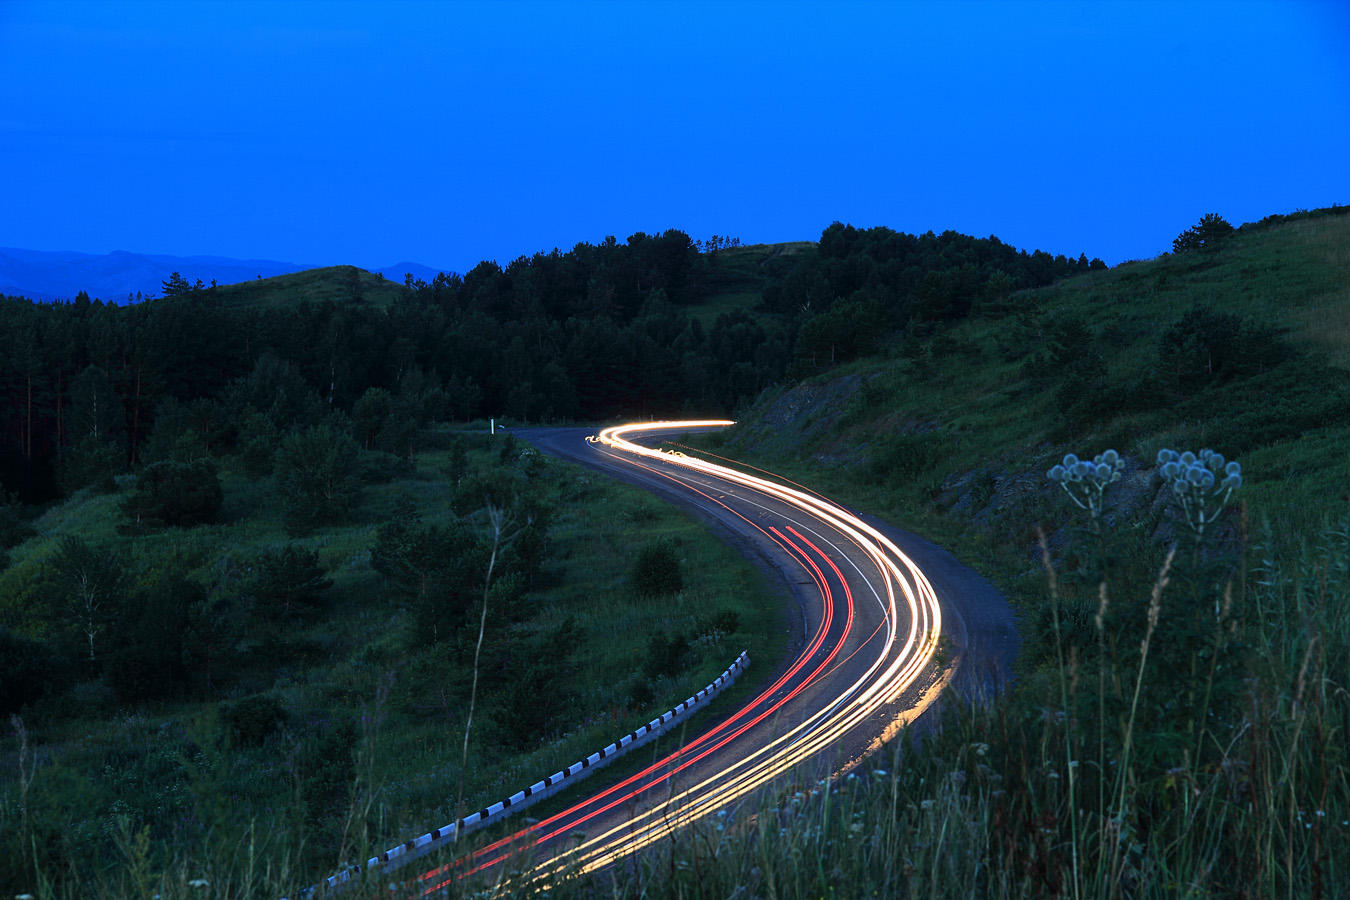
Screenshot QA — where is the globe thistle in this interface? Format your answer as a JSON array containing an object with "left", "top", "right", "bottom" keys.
[
  {"left": 1156, "top": 447, "right": 1242, "bottom": 539},
  {"left": 1047, "top": 448, "right": 1125, "bottom": 520}
]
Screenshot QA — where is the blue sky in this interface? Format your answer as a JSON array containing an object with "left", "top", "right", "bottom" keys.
[{"left": 1, "top": 0, "right": 1346, "bottom": 271}]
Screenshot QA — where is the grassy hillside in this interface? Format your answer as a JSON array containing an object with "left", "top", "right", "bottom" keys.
[
  {"left": 717, "top": 207, "right": 1350, "bottom": 568},
  {"left": 0, "top": 429, "right": 786, "bottom": 894},
  {"left": 205, "top": 265, "right": 408, "bottom": 309},
  {"left": 197, "top": 242, "right": 812, "bottom": 321},
  {"left": 652, "top": 206, "right": 1350, "bottom": 899},
  {"left": 3, "top": 210, "right": 1345, "bottom": 898}
]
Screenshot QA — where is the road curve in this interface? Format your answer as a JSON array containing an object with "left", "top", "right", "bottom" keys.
[{"left": 415, "top": 421, "right": 1017, "bottom": 893}]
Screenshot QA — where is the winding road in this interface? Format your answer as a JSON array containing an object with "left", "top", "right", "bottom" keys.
[{"left": 413, "top": 421, "right": 1017, "bottom": 893}]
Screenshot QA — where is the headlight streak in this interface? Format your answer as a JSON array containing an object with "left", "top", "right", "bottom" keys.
[{"left": 420, "top": 421, "right": 945, "bottom": 894}]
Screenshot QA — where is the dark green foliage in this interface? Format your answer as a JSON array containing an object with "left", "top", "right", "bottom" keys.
[
  {"left": 219, "top": 694, "right": 287, "bottom": 747},
  {"left": 631, "top": 540, "right": 682, "bottom": 596},
  {"left": 446, "top": 437, "right": 468, "bottom": 484},
  {"left": 0, "top": 491, "right": 34, "bottom": 549},
  {"left": 695, "top": 608, "right": 740, "bottom": 638},
  {"left": 253, "top": 544, "right": 332, "bottom": 617},
  {"left": 865, "top": 431, "right": 951, "bottom": 488},
  {"left": 1158, "top": 304, "right": 1292, "bottom": 393},
  {"left": 0, "top": 627, "right": 67, "bottom": 714},
  {"left": 59, "top": 365, "right": 127, "bottom": 495},
  {"left": 793, "top": 295, "right": 887, "bottom": 369},
  {"left": 274, "top": 424, "right": 360, "bottom": 534},
  {"left": 181, "top": 594, "right": 243, "bottom": 696},
  {"left": 45, "top": 535, "right": 125, "bottom": 665},
  {"left": 643, "top": 629, "right": 692, "bottom": 680},
  {"left": 234, "top": 407, "right": 282, "bottom": 476},
  {"left": 1188, "top": 354, "right": 1350, "bottom": 453},
  {"left": 60, "top": 434, "right": 122, "bottom": 495},
  {"left": 913, "top": 264, "right": 983, "bottom": 322},
  {"left": 1172, "top": 212, "right": 1235, "bottom": 253},
  {"left": 104, "top": 573, "right": 201, "bottom": 701},
  {"left": 373, "top": 511, "right": 487, "bottom": 645},
  {"left": 296, "top": 719, "right": 356, "bottom": 833},
  {"left": 119, "top": 459, "right": 223, "bottom": 531},
  {"left": 352, "top": 386, "right": 394, "bottom": 449},
  {"left": 494, "top": 617, "right": 581, "bottom": 750}
]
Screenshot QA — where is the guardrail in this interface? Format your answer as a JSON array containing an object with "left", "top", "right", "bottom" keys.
[{"left": 300, "top": 649, "right": 750, "bottom": 896}]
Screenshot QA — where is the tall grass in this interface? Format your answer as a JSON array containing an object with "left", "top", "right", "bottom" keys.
[
  {"left": 519, "top": 518, "right": 1347, "bottom": 900},
  {"left": 5, "top": 489, "right": 1343, "bottom": 898}
]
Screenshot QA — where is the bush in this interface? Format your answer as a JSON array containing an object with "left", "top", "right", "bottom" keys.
[
  {"left": 296, "top": 719, "right": 356, "bottom": 846},
  {"left": 631, "top": 540, "right": 682, "bottom": 596},
  {"left": 696, "top": 609, "right": 740, "bottom": 638},
  {"left": 0, "top": 628, "right": 68, "bottom": 714},
  {"left": 254, "top": 545, "right": 332, "bottom": 617},
  {"left": 119, "top": 459, "right": 223, "bottom": 531},
  {"left": 103, "top": 574, "right": 201, "bottom": 702},
  {"left": 219, "top": 694, "right": 288, "bottom": 748},
  {"left": 274, "top": 424, "right": 360, "bottom": 534},
  {"left": 0, "top": 491, "right": 35, "bottom": 549},
  {"left": 643, "top": 629, "right": 691, "bottom": 680}
]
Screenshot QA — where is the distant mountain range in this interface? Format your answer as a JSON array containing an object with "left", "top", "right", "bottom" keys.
[{"left": 0, "top": 247, "right": 451, "bottom": 302}]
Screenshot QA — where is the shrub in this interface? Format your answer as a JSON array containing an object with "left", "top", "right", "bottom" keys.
[
  {"left": 695, "top": 609, "right": 740, "bottom": 638},
  {"left": 103, "top": 574, "right": 201, "bottom": 701},
  {"left": 632, "top": 540, "right": 682, "bottom": 596},
  {"left": 274, "top": 424, "right": 360, "bottom": 534},
  {"left": 254, "top": 545, "right": 332, "bottom": 617},
  {"left": 219, "top": 694, "right": 287, "bottom": 748},
  {"left": 0, "top": 491, "right": 35, "bottom": 549},
  {"left": 119, "top": 459, "right": 223, "bottom": 531},
  {"left": 296, "top": 718, "right": 357, "bottom": 852},
  {"left": 0, "top": 628, "right": 68, "bottom": 714},
  {"left": 643, "top": 629, "right": 692, "bottom": 680}
]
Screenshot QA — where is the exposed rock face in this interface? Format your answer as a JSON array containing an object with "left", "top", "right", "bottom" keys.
[
  {"left": 733, "top": 378, "right": 1241, "bottom": 569},
  {"left": 735, "top": 375, "right": 864, "bottom": 456}
]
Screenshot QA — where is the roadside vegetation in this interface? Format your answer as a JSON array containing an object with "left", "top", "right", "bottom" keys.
[
  {"left": 0, "top": 428, "right": 785, "bottom": 894},
  {"left": 2, "top": 205, "right": 1347, "bottom": 896},
  {"left": 664, "top": 205, "right": 1350, "bottom": 897}
]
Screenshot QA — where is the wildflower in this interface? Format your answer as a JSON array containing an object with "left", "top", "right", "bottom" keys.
[
  {"left": 1047, "top": 448, "right": 1124, "bottom": 519},
  {"left": 971, "top": 742, "right": 989, "bottom": 757},
  {"left": 188, "top": 881, "right": 210, "bottom": 890},
  {"left": 920, "top": 799, "right": 934, "bottom": 810},
  {"left": 1156, "top": 448, "right": 1242, "bottom": 539}
]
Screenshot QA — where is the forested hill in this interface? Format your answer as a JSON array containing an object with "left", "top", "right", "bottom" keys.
[{"left": 0, "top": 225, "right": 1095, "bottom": 502}]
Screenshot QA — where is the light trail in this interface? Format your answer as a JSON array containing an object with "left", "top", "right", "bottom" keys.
[{"left": 417, "top": 420, "right": 946, "bottom": 893}]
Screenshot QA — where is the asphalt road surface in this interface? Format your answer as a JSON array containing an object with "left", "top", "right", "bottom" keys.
[{"left": 410, "top": 422, "right": 1017, "bottom": 894}]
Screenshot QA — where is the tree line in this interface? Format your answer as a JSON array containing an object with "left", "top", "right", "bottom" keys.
[{"left": 0, "top": 224, "right": 1095, "bottom": 503}]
